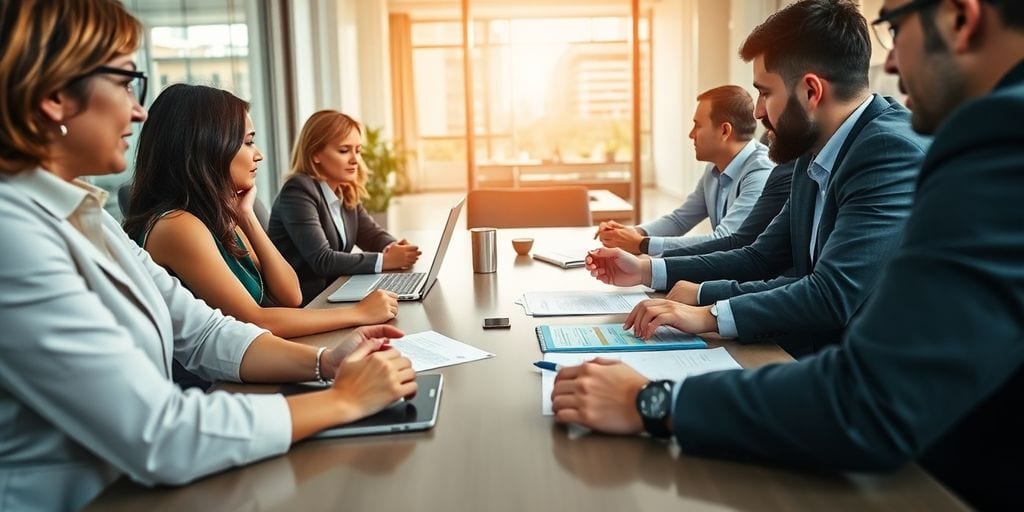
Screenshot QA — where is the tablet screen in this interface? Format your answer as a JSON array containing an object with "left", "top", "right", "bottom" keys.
[{"left": 281, "top": 373, "right": 443, "bottom": 439}]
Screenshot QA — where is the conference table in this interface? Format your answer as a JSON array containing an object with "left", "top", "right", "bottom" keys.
[{"left": 88, "top": 227, "right": 967, "bottom": 511}]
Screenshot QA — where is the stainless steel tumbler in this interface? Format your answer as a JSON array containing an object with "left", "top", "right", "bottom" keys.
[{"left": 470, "top": 227, "right": 497, "bottom": 273}]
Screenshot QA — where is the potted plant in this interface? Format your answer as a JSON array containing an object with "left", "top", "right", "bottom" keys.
[{"left": 360, "top": 126, "right": 411, "bottom": 228}]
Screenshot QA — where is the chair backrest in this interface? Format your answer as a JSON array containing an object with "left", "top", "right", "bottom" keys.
[{"left": 467, "top": 186, "right": 592, "bottom": 229}]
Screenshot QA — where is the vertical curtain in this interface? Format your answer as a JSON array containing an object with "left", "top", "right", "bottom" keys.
[{"left": 389, "top": 13, "right": 420, "bottom": 192}]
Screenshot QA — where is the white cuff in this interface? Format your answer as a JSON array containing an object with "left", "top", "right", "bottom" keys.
[
  {"left": 646, "top": 236, "right": 665, "bottom": 256},
  {"left": 242, "top": 393, "right": 293, "bottom": 461},
  {"left": 651, "top": 258, "right": 668, "bottom": 290},
  {"left": 715, "top": 299, "right": 739, "bottom": 338},
  {"left": 374, "top": 253, "right": 384, "bottom": 273}
]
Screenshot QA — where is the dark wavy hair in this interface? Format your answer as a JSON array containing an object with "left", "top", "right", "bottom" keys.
[{"left": 123, "top": 84, "right": 250, "bottom": 257}]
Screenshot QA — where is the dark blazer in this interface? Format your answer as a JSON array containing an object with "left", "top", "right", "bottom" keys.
[
  {"left": 268, "top": 173, "right": 396, "bottom": 305},
  {"left": 661, "top": 160, "right": 795, "bottom": 258},
  {"left": 664, "top": 95, "right": 929, "bottom": 355},
  {"left": 672, "top": 62, "right": 1024, "bottom": 511}
]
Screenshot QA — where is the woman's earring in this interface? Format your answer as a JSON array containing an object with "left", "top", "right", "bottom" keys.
[{"left": 59, "top": 124, "right": 68, "bottom": 137}]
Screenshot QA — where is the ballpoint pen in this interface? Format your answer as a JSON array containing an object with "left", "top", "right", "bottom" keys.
[{"left": 533, "top": 361, "right": 562, "bottom": 372}]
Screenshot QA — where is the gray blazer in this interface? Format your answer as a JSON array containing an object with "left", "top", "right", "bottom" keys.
[
  {"left": 665, "top": 95, "right": 930, "bottom": 355},
  {"left": 0, "top": 169, "right": 290, "bottom": 511},
  {"left": 672, "top": 62, "right": 1024, "bottom": 511},
  {"left": 638, "top": 140, "right": 773, "bottom": 254},
  {"left": 268, "top": 173, "right": 396, "bottom": 305}
]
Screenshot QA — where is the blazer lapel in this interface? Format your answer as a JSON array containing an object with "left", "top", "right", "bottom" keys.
[
  {"left": 811, "top": 95, "right": 893, "bottom": 260},
  {"left": 789, "top": 154, "right": 815, "bottom": 273}
]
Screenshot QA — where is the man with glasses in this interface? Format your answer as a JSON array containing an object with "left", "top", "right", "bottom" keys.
[{"left": 553, "top": 0, "right": 1024, "bottom": 508}]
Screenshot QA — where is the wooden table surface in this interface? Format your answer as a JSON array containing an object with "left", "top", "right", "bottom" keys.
[{"left": 88, "top": 227, "right": 967, "bottom": 511}]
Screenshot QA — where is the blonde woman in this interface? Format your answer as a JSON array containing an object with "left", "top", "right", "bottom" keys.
[
  {"left": 0, "top": 2, "right": 415, "bottom": 508},
  {"left": 269, "top": 111, "right": 421, "bottom": 305}
]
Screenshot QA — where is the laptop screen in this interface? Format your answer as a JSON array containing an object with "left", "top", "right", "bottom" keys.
[{"left": 420, "top": 197, "right": 465, "bottom": 291}]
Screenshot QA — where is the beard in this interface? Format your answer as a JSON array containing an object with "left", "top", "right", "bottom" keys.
[{"left": 762, "top": 91, "right": 819, "bottom": 163}]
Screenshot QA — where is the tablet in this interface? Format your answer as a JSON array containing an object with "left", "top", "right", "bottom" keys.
[{"left": 282, "top": 373, "right": 443, "bottom": 439}]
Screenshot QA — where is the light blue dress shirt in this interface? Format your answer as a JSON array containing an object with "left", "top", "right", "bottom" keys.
[
  {"left": 318, "top": 180, "right": 384, "bottom": 273},
  {"left": 642, "top": 140, "right": 770, "bottom": 255}
]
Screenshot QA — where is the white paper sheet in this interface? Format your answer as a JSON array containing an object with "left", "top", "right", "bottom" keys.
[
  {"left": 540, "top": 347, "right": 742, "bottom": 415},
  {"left": 390, "top": 330, "right": 495, "bottom": 372},
  {"left": 521, "top": 291, "right": 649, "bottom": 316}
]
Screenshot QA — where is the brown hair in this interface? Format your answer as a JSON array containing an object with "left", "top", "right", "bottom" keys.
[
  {"left": 0, "top": 0, "right": 142, "bottom": 174},
  {"left": 696, "top": 85, "right": 757, "bottom": 142},
  {"left": 289, "top": 110, "right": 368, "bottom": 209}
]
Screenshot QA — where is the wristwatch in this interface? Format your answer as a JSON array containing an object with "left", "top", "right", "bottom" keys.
[
  {"left": 639, "top": 236, "right": 651, "bottom": 254},
  {"left": 710, "top": 303, "right": 718, "bottom": 317},
  {"left": 636, "top": 379, "right": 674, "bottom": 438}
]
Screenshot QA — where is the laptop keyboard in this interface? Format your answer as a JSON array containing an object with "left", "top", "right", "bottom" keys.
[{"left": 376, "top": 272, "right": 426, "bottom": 295}]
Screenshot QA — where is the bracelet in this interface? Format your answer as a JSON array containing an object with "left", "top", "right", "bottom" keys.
[{"left": 314, "top": 346, "right": 328, "bottom": 384}]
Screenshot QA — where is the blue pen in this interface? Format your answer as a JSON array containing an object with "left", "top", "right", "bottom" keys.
[{"left": 533, "top": 361, "right": 561, "bottom": 372}]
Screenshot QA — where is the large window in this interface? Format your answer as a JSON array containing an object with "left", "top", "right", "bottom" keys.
[
  {"left": 407, "top": 15, "right": 651, "bottom": 192},
  {"left": 93, "top": 0, "right": 276, "bottom": 220}
]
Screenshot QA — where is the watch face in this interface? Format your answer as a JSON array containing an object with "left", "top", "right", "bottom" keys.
[{"left": 638, "top": 382, "right": 671, "bottom": 420}]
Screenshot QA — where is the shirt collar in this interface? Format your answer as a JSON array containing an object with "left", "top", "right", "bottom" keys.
[
  {"left": 810, "top": 94, "right": 875, "bottom": 175},
  {"left": 719, "top": 139, "right": 760, "bottom": 181},
  {"left": 317, "top": 179, "right": 341, "bottom": 207},
  {"left": 5, "top": 167, "right": 108, "bottom": 220}
]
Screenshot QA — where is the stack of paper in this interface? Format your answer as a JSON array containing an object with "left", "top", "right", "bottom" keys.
[{"left": 540, "top": 347, "right": 741, "bottom": 415}]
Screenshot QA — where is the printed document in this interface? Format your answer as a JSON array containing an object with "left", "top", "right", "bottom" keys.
[
  {"left": 390, "top": 330, "right": 495, "bottom": 372},
  {"left": 540, "top": 347, "right": 741, "bottom": 415},
  {"left": 520, "top": 290, "right": 649, "bottom": 316}
]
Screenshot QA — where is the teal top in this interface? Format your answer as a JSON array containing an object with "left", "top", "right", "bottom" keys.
[{"left": 133, "top": 217, "right": 264, "bottom": 305}]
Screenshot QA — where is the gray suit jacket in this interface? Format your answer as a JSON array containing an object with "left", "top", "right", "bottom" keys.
[
  {"left": 639, "top": 141, "right": 773, "bottom": 253},
  {"left": 673, "top": 62, "right": 1024, "bottom": 511},
  {"left": 665, "top": 95, "right": 929, "bottom": 355},
  {"left": 0, "top": 169, "right": 290, "bottom": 511},
  {"left": 268, "top": 173, "right": 396, "bottom": 305},
  {"left": 662, "top": 160, "right": 795, "bottom": 258}
]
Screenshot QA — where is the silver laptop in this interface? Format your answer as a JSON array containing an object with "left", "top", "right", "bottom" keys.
[{"left": 328, "top": 197, "right": 465, "bottom": 302}]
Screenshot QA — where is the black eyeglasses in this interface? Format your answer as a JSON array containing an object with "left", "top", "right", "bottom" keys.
[
  {"left": 70, "top": 66, "right": 148, "bottom": 107},
  {"left": 871, "top": 0, "right": 940, "bottom": 50}
]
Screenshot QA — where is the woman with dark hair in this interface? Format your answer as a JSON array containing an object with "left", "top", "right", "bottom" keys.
[
  {"left": 124, "top": 84, "right": 398, "bottom": 340},
  {"left": 269, "top": 110, "right": 421, "bottom": 304}
]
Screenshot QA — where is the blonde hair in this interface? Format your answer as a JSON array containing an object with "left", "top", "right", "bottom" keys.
[
  {"left": 289, "top": 110, "right": 369, "bottom": 209},
  {"left": 0, "top": 0, "right": 142, "bottom": 174}
]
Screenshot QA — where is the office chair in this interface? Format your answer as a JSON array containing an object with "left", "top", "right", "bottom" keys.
[{"left": 467, "top": 186, "right": 591, "bottom": 228}]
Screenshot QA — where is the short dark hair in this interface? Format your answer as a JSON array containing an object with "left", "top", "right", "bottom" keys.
[
  {"left": 123, "top": 84, "right": 251, "bottom": 258},
  {"left": 696, "top": 85, "right": 756, "bottom": 142},
  {"left": 739, "top": 0, "right": 870, "bottom": 101}
]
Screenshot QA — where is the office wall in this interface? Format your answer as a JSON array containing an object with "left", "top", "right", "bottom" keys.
[{"left": 650, "top": 0, "right": 700, "bottom": 198}]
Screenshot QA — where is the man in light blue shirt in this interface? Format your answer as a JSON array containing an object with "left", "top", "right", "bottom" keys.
[{"left": 596, "top": 86, "right": 773, "bottom": 256}]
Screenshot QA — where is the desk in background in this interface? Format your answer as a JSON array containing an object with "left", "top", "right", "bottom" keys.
[{"left": 88, "top": 227, "right": 967, "bottom": 511}]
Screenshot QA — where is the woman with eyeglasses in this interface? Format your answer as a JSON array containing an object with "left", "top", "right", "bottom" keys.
[
  {"left": 0, "top": 2, "right": 416, "bottom": 509},
  {"left": 123, "top": 85, "right": 400, "bottom": 361}
]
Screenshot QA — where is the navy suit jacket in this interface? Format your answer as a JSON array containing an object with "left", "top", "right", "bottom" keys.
[
  {"left": 268, "top": 174, "right": 396, "bottom": 305},
  {"left": 661, "top": 160, "right": 795, "bottom": 258},
  {"left": 673, "top": 63, "right": 1024, "bottom": 510},
  {"left": 665, "top": 95, "right": 929, "bottom": 355}
]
